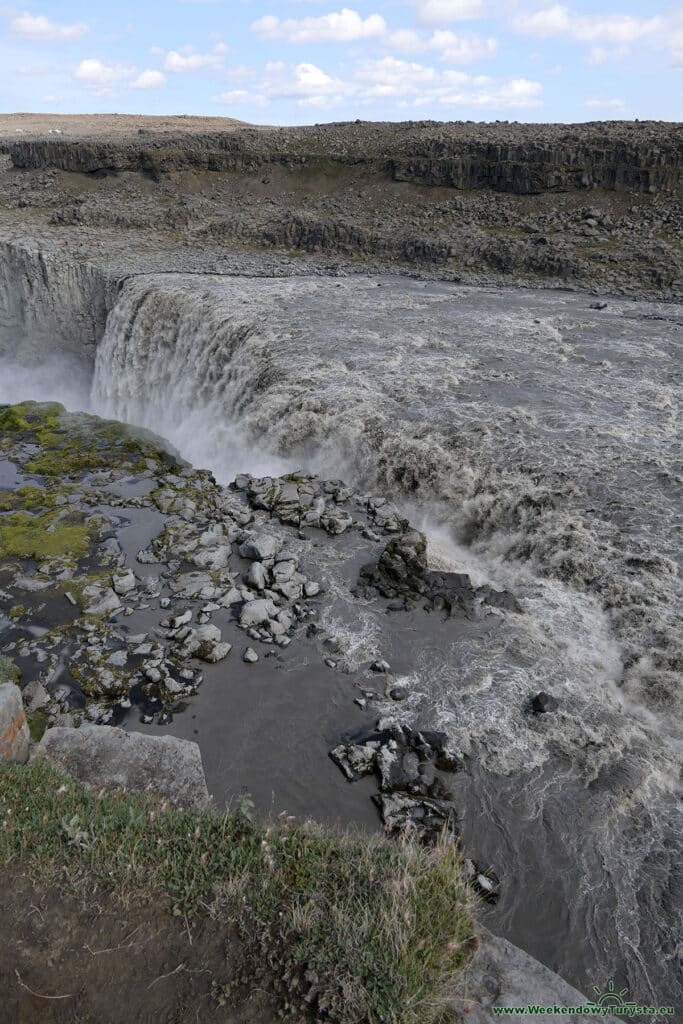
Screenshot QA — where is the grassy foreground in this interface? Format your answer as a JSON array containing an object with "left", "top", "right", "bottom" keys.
[{"left": 0, "top": 760, "right": 475, "bottom": 1023}]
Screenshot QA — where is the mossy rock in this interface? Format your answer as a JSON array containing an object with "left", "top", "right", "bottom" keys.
[
  {"left": 0, "top": 512, "right": 91, "bottom": 560},
  {"left": 0, "top": 654, "right": 20, "bottom": 685}
]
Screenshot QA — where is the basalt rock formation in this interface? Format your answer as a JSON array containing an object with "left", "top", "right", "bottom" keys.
[
  {"left": 0, "top": 115, "right": 681, "bottom": 298},
  {"left": 4, "top": 119, "right": 682, "bottom": 194}
]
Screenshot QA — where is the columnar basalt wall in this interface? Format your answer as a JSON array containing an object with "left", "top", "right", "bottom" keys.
[
  {"left": 4, "top": 120, "right": 682, "bottom": 194},
  {"left": 0, "top": 240, "right": 112, "bottom": 361}
]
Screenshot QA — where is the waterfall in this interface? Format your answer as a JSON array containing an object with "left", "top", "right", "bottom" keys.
[{"left": 92, "top": 274, "right": 293, "bottom": 481}]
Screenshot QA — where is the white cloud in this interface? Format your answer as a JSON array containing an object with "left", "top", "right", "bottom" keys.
[
  {"left": 73, "top": 58, "right": 137, "bottom": 94},
  {"left": 212, "top": 88, "right": 267, "bottom": 106},
  {"left": 163, "top": 49, "right": 224, "bottom": 72},
  {"left": 251, "top": 8, "right": 386, "bottom": 43},
  {"left": 572, "top": 14, "right": 663, "bottom": 44},
  {"left": 11, "top": 12, "right": 88, "bottom": 42},
  {"left": 513, "top": 7, "right": 663, "bottom": 44},
  {"left": 215, "top": 61, "right": 352, "bottom": 108},
  {"left": 436, "top": 76, "right": 542, "bottom": 108},
  {"left": 430, "top": 29, "right": 497, "bottom": 62},
  {"left": 512, "top": 5, "right": 570, "bottom": 37},
  {"left": 354, "top": 58, "right": 539, "bottom": 108},
  {"left": 215, "top": 55, "right": 542, "bottom": 113},
  {"left": 355, "top": 56, "right": 439, "bottom": 97},
  {"left": 385, "top": 28, "right": 424, "bottom": 52},
  {"left": 584, "top": 97, "right": 625, "bottom": 110},
  {"left": 414, "top": 0, "right": 486, "bottom": 27},
  {"left": 386, "top": 26, "right": 497, "bottom": 62},
  {"left": 587, "top": 45, "right": 628, "bottom": 65},
  {"left": 132, "top": 69, "right": 166, "bottom": 89}
]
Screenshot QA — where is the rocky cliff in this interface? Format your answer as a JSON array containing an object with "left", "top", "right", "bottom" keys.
[
  {"left": 0, "top": 239, "right": 112, "bottom": 361},
  {"left": 3, "top": 119, "right": 682, "bottom": 195}
]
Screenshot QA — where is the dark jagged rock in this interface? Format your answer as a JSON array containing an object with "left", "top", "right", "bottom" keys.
[
  {"left": 360, "top": 531, "right": 522, "bottom": 618},
  {"left": 531, "top": 691, "right": 560, "bottom": 714},
  {"left": 329, "top": 724, "right": 462, "bottom": 843}
]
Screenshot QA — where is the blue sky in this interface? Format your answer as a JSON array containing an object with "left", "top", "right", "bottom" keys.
[{"left": 0, "top": 1, "right": 681, "bottom": 123}]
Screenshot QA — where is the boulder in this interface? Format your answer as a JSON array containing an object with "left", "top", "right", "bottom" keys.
[
  {"left": 83, "top": 587, "right": 123, "bottom": 617},
  {"left": 112, "top": 569, "right": 136, "bottom": 596},
  {"left": 247, "top": 561, "right": 268, "bottom": 590},
  {"left": 0, "top": 682, "right": 30, "bottom": 764},
  {"left": 450, "top": 925, "right": 600, "bottom": 1023},
  {"left": 531, "top": 692, "right": 559, "bottom": 714},
  {"left": 35, "top": 725, "right": 210, "bottom": 809},
  {"left": 239, "top": 533, "right": 282, "bottom": 562},
  {"left": 240, "top": 598, "right": 277, "bottom": 627}
]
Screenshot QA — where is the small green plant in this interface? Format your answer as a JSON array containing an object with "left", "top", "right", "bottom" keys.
[{"left": 0, "top": 760, "right": 475, "bottom": 1024}]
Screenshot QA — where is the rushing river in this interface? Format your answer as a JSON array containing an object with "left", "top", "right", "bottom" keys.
[{"left": 2, "top": 275, "right": 681, "bottom": 1009}]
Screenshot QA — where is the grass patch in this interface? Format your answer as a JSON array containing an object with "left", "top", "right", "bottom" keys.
[
  {"left": 0, "top": 511, "right": 91, "bottom": 559},
  {"left": 0, "top": 760, "right": 475, "bottom": 1023}
]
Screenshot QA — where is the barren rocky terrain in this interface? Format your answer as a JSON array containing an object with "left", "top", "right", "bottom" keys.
[{"left": 0, "top": 114, "right": 681, "bottom": 297}]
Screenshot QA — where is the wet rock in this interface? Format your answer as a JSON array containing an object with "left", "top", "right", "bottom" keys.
[
  {"left": 36, "top": 725, "right": 211, "bottom": 809},
  {"left": 13, "top": 576, "right": 50, "bottom": 592},
  {"left": 370, "top": 659, "right": 391, "bottom": 673},
  {"left": 374, "top": 791, "right": 458, "bottom": 844},
  {"left": 22, "top": 679, "right": 50, "bottom": 712},
  {"left": 240, "top": 598, "right": 277, "bottom": 627},
  {"left": 389, "top": 685, "right": 409, "bottom": 701},
  {"left": 247, "top": 561, "right": 268, "bottom": 590},
  {"left": 465, "top": 859, "right": 501, "bottom": 904},
  {"left": 83, "top": 587, "right": 123, "bottom": 617},
  {"left": 112, "top": 569, "right": 136, "bottom": 596},
  {"left": 136, "top": 548, "right": 159, "bottom": 564},
  {"left": 171, "top": 609, "right": 192, "bottom": 629},
  {"left": 239, "top": 533, "right": 282, "bottom": 562},
  {"left": 272, "top": 560, "right": 296, "bottom": 583},
  {"left": 320, "top": 509, "right": 353, "bottom": 535},
  {"left": 380, "top": 530, "right": 427, "bottom": 583},
  {"left": 329, "top": 742, "right": 378, "bottom": 780},
  {"left": 203, "top": 641, "right": 231, "bottom": 663},
  {"left": 107, "top": 649, "right": 128, "bottom": 667},
  {"left": 0, "top": 682, "right": 30, "bottom": 763},
  {"left": 192, "top": 544, "right": 231, "bottom": 570},
  {"left": 478, "top": 585, "right": 523, "bottom": 614},
  {"left": 531, "top": 691, "right": 559, "bottom": 714},
  {"left": 329, "top": 722, "right": 461, "bottom": 841},
  {"left": 450, "top": 924, "right": 599, "bottom": 1024}
]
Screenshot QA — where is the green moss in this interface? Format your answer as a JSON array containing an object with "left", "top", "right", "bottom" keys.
[
  {"left": 0, "top": 402, "right": 165, "bottom": 479},
  {"left": 0, "top": 405, "right": 30, "bottom": 433},
  {"left": 8, "top": 604, "right": 25, "bottom": 619},
  {"left": 0, "top": 512, "right": 90, "bottom": 560},
  {"left": 0, "top": 400, "right": 65, "bottom": 436},
  {"left": 0, "top": 485, "right": 55, "bottom": 512},
  {"left": 27, "top": 709, "right": 48, "bottom": 743},
  {"left": 0, "top": 760, "right": 474, "bottom": 1024},
  {"left": 0, "top": 654, "right": 20, "bottom": 685}
]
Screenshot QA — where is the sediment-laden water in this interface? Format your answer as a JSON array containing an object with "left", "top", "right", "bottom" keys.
[{"left": 2, "top": 274, "right": 681, "bottom": 1008}]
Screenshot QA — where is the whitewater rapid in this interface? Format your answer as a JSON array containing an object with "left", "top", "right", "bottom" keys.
[{"left": 4, "top": 272, "right": 682, "bottom": 1004}]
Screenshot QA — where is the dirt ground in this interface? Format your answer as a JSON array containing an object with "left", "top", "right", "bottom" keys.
[
  {"left": 0, "top": 113, "right": 249, "bottom": 139},
  {"left": 0, "top": 869, "right": 280, "bottom": 1024}
]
